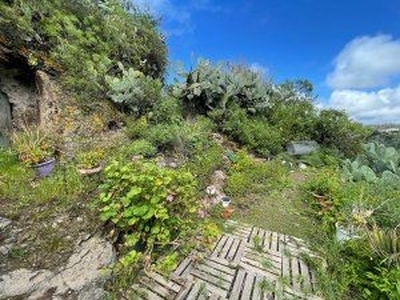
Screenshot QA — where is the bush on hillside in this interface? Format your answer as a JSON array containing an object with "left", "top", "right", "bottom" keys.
[
  {"left": 175, "top": 61, "right": 370, "bottom": 159},
  {"left": 106, "top": 63, "right": 162, "bottom": 115},
  {"left": 0, "top": 1, "right": 167, "bottom": 98},
  {"left": 222, "top": 106, "right": 283, "bottom": 156},
  {"left": 98, "top": 159, "right": 198, "bottom": 265},
  {"left": 149, "top": 95, "right": 183, "bottom": 125},
  {"left": 146, "top": 117, "right": 215, "bottom": 156},
  {"left": 265, "top": 80, "right": 318, "bottom": 142},
  {"left": 313, "top": 109, "right": 371, "bottom": 158},
  {"left": 174, "top": 59, "right": 272, "bottom": 115}
]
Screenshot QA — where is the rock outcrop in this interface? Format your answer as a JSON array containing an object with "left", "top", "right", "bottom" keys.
[
  {"left": 0, "top": 236, "right": 116, "bottom": 300},
  {"left": 0, "top": 45, "right": 61, "bottom": 134}
]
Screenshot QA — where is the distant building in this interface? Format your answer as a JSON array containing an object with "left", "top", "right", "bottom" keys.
[{"left": 377, "top": 128, "right": 400, "bottom": 133}]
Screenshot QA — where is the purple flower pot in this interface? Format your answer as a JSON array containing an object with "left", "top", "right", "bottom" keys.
[{"left": 33, "top": 157, "right": 56, "bottom": 177}]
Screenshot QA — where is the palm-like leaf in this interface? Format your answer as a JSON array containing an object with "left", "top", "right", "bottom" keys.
[{"left": 369, "top": 226, "right": 400, "bottom": 266}]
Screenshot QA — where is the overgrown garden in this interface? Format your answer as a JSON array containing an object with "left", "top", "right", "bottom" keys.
[{"left": 0, "top": 1, "right": 399, "bottom": 299}]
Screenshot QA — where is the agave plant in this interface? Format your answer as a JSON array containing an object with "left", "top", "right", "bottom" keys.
[
  {"left": 369, "top": 226, "right": 400, "bottom": 266},
  {"left": 11, "top": 126, "right": 55, "bottom": 165}
]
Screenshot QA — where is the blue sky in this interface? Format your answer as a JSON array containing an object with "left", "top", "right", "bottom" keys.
[{"left": 133, "top": 0, "right": 400, "bottom": 124}]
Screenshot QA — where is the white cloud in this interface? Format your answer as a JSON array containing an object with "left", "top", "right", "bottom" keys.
[
  {"left": 327, "top": 35, "right": 400, "bottom": 89},
  {"left": 329, "top": 86, "right": 400, "bottom": 124},
  {"left": 325, "top": 35, "right": 400, "bottom": 124}
]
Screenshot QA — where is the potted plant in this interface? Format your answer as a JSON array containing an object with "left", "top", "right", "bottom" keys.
[
  {"left": 220, "top": 196, "right": 235, "bottom": 220},
  {"left": 11, "top": 126, "right": 56, "bottom": 177},
  {"left": 76, "top": 148, "right": 105, "bottom": 175}
]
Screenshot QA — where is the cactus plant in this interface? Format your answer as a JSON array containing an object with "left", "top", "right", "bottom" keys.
[
  {"left": 175, "top": 59, "right": 272, "bottom": 115},
  {"left": 364, "top": 142, "right": 400, "bottom": 173},
  {"left": 343, "top": 143, "right": 400, "bottom": 187},
  {"left": 342, "top": 159, "right": 377, "bottom": 183}
]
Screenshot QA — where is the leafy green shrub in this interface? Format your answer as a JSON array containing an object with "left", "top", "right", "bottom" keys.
[
  {"left": 319, "top": 232, "right": 400, "bottom": 300},
  {"left": 302, "top": 168, "right": 346, "bottom": 226},
  {"left": 364, "top": 266, "right": 400, "bottom": 299},
  {"left": 238, "top": 119, "right": 283, "bottom": 156},
  {"left": 185, "top": 142, "right": 225, "bottom": 189},
  {"left": 226, "top": 150, "right": 288, "bottom": 197},
  {"left": 267, "top": 83, "right": 317, "bottom": 143},
  {"left": 146, "top": 123, "right": 185, "bottom": 154},
  {"left": 304, "top": 172, "right": 377, "bottom": 229},
  {"left": 313, "top": 109, "right": 371, "bottom": 158},
  {"left": 98, "top": 160, "right": 198, "bottom": 266},
  {"left": 106, "top": 63, "right": 162, "bottom": 114},
  {"left": 149, "top": 95, "right": 183, "bottom": 125},
  {"left": 126, "top": 139, "right": 156, "bottom": 157},
  {"left": 147, "top": 118, "right": 215, "bottom": 156},
  {"left": 303, "top": 168, "right": 342, "bottom": 200},
  {"left": 124, "top": 116, "right": 149, "bottom": 140},
  {"left": 222, "top": 106, "right": 283, "bottom": 156}
]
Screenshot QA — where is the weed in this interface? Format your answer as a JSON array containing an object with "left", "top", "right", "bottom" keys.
[
  {"left": 261, "top": 258, "right": 274, "bottom": 269},
  {"left": 252, "top": 235, "right": 263, "bottom": 253}
]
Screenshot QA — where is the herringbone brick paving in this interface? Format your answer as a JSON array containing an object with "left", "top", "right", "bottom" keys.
[{"left": 131, "top": 221, "right": 324, "bottom": 300}]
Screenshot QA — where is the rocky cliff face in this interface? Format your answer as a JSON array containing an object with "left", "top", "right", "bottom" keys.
[
  {"left": 0, "top": 88, "right": 11, "bottom": 127},
  {"left": 35, "top": 70, "right": 61, "bottom": 134},
  {"left": 0, "top": 45, "right": 62, "bottom": 147},
  {"left": 0, "top": 46, "right": 37, "bottom": 129}
]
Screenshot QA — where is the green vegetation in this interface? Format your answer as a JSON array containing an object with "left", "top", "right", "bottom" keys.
[
  {"left": 106, "top": 62, "right": 162, "bottom": 114},
  {"left": 98, "top": 159, "right": 198, "bottom": 267},
  {"left": 10, "top": 126, "right": 55, "bottom": 165},
  {"left": 176, "top": 59, "right": 370, "bottom": 158},
  {"left": 1, "top": 2, "right": 399, "bottom": 299},
  {"left": 302, "top": 143, "right": 400, "bottom": 299},
  {"left": 75, "top": 147, "right": 105, "bottom": 169},
  {"left": 226, "top": 150, "right": 318, "bottom": 239},
  {"left": 0, "top": 148, "right": 101, "bottom": 270},
  {"left": 0, "top": 0, "right": 167, "bottom": 99}
]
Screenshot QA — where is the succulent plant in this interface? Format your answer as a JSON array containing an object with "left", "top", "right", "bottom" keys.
[
  {"left": 11, "top": 126, "right": 55, "bottom": 165},
  {"left": 343, "top": 142, "right": 400, "bottom": 188},
  {"left": 364, "top": 142, "right": 400, "bottom": 173},
  {"left": 176, "top": 59, "right": 272, "bottom": 114}
]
